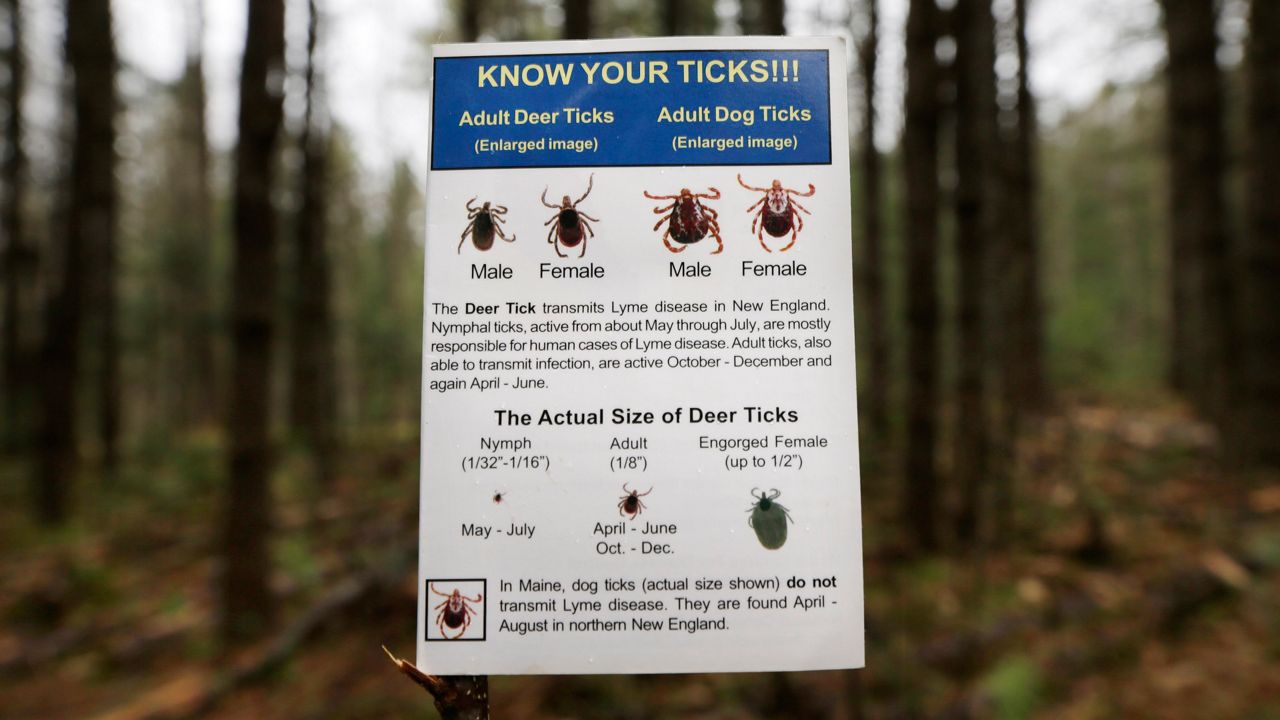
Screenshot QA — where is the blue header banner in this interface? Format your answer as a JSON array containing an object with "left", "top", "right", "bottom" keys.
[{"left": 430, "top": 49, "right": 832, "bottom": 170}]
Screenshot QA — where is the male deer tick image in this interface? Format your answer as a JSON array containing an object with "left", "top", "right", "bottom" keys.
[
  {"left": 458, "top": 198, "right": 515, "bottom": 254},
  {"left": 737, "top": 174, "right": 816, "bottom": 252},
  {"left": 542, "top": 174, "right": 600, "bottom": 258},
  {"left": 643, "top": 186, "right": 724, "bottom": 254},
  {"left": 618, "top": 483, "right": 651, "bottom": 520},
  {"left": 430, "top": 583, "right": 482, "bottom": 639}
]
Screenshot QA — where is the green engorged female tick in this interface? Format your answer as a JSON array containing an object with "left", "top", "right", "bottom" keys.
[{"left": 748, "top": 488, "right": 793, "bottom": 550}]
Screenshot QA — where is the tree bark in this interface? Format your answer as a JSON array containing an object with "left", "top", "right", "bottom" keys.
[
  {"left": 461, "top": 0, "right": 481, "bottom": 41},
  {"left": 1160, "top": 0, "right": 1235, "bottom": 430},
  {"left": 176, "top": 0, "right": 218, "bottom": 427},
  {"left": 903, "top": 0, "right": 941, "bottom": 552},
  {"left": 858, "top": 0, "right": 888, "bottom": 443},
  {"left": 563, "top": 0, "right": 591, "bottom": 39},
  {"left": 2, "top": 0, "right": 35, "bottom": 451},
  {"left": 222, "top": 0, "right": 286, "bottom": 645},
  {"left": 952, "top": 0, "right": 996, "bottom": 545},
  {"left": 290, "top": 0, "right": 338, "bottom": 488},
  {"left": 1008, "top": 0, "right": 1045, "bottom": 415},
  {"left": 37, "top": 0, "right": 118, "bottom": 523},
  {"left": 761, "top": 0, "right": 786, "bottom": 35},
  {"left": 78, "top": 0, "right": 122, "bottom": 476},
  {"left": 1242, "top": 0, "right": 1280, "bottom": 467}
]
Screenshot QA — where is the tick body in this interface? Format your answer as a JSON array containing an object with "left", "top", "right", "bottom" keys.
[
  {"left": 430, "top": 583, "right": 482, "bottom": 639},
  {"left": 737, "top": 174, "right": 816, "bottom": 252},
  {"left": 643, "top": 187, "right": 724, "bottom": 254},
  {"left": 618, "top": 482, "right": 651, "bottom": 520},
  {"left": 748, "top": 487, "right": 793, "bottom": 550},
  {"left": 492, "top": 491, "right": 505, "bottom": 504},
  {"left": 459, "top": 198, "right": 515, "bottom": 254},
  {"left": 542, "top": 174, "right": 600, "bottom": 258}
]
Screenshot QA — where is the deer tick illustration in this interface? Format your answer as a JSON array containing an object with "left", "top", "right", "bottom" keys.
[
  {"left": 542, "top": 174, "right": 600, "bottom": 258},
  {"left": 618, "top": 483, "right": 651, "bottom": 521},
  {"left": 643, "top": 187, "right": 724, "bottom": 254},
  {"left": 458, "top": 198, "right": 515, "bottom": 254},
  {"left": 430, "top": 583, "right": 482, "bottom": 639},
  {"left": 737, "top": 174, "right": 816, "bottom": 252},
  {"left": 748, "top": 487, "right": 794, "bottom": 550},
  {"left": 492, "top": 490, "right": 505, "bottom": 504}
]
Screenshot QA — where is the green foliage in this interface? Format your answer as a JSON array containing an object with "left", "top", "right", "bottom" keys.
[
  {"left": 1042, "top": 83, "right": 1168, "bottom": 394},
  {"left": 981, "top": 655, "right": 1044, "bottom": 720}
]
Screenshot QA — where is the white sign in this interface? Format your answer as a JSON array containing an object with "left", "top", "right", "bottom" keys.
[{"left": 417, "top": 36, "right": 864, "bottom": 675}]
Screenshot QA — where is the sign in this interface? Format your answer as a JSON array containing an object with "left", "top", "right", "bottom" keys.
[{"left": 417, "top": 36, "right": 864, "bottom": 675}]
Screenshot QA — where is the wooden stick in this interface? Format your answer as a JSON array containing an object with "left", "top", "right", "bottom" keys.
[{"left": 383, "top": 646, "right": 489, "bottom": 720}]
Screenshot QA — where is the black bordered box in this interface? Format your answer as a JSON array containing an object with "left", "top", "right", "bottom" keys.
[{"left": 425, "top": 578, "right": 487, "bottom": 641}]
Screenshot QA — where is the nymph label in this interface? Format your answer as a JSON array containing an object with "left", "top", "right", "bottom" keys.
[{"left": 417, "top": 36, "right": 864, "bottom": 675}]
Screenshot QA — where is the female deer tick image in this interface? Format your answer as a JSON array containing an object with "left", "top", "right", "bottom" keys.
[
  {"left": 618, "top": 483, "right": 651, "bottom": 520},
  {"left": 430, "top": 583, "right": 483, "bottom": 639},
  {"left": 458, "top": 197, "right": 515, "bottom": 254},
  {"left": 737, "top": 174, "right": 816, "bottom": 252},
  {"left": 643, "top": 187, "right": 724, "bottom": 254},
  {"left": 748, "top": 487, "right": 794, "bottom": 550},
  {"left": 542, "top": 174, "right": 600, "bottom": 258}
]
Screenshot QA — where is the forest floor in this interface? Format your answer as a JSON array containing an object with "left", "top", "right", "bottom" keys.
[{"left": 1, "top": 398, "right": 1278, "bottom": 720}]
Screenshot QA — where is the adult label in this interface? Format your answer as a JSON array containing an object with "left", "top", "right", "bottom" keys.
[{"left": 417, "top": 36, "right": 864, "bottom": 675}]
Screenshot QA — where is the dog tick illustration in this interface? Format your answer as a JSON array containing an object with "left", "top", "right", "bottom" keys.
[
  {"left": 748, "top": 487, "right": 794, "bottom": 550},
  {"left": 737, "top": 174, "right": 816, "bottom": 252},
  {"left": 458, "top": 198, "right": 515, "bottom": 254},
  {"left": 430, "top": 583, "right": 482, "bottom": 639},
  {"left": 618, "top": 483, "right": 651, "bottom": 520},
  {"left": 643, "top": 187, "right": 724, "bottom": 254},
  {"left": 542, "top": 174, "right": 599, "bottom": 258}
]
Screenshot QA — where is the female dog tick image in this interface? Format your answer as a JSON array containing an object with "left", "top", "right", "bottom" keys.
[{"left": 737, "top": 174, "right": 816, "bottom": 252}]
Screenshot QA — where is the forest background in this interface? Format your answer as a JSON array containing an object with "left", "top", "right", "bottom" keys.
[{"left": 1, "top": 0, "right": 1278, "bottom": 718}]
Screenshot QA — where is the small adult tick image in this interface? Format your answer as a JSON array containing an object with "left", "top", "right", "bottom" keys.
[
  {"left": 737, "top": 174, "right": 816, "bottom": 252},
  {"left": 618, "top": 483, "right": 651, "bottom": 521},
  {"left": 542, "top": 174, "right": 599, "bottom": 258},
  {"left": 458, "top": 198, "right": 515, "bottom": 254},
  {"left": 492, "top": 490, "right": 505, "bottom": 504},
  {"left": 748, "top": 487, "right": 794, "bottom": 550},
  {"left": 643, "top": 187, "right": 724, "bottom": 254},
  {"left": 430, "top": 583, "right": 483, "bottom": 639}
]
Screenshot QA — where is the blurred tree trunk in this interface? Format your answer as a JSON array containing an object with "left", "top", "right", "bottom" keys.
[
  {"left": 1242, "top": 0, "right": 1280, "bottom": 467},
  {"left": 37, "top": 0, "right": 118, "bottom": 523},
  {"left": 290, "top": 0, "right": 338, "bottom": 488},
  {"left": 563, "top": 0, "right": 591, "bottom": 39},
  {"left": 661, "top": 0, "right": 716, "bottom": 35},
  {"left": 80, "top": 0, "right": 122, "bottom": 476},
  {"left": 761, "top": 0, "right": 785, "bottom": 35},
  {"left": 903, "top": 0, "right": 941, "bottom": 552},
  {"left": 1007, "top": 0, "right": 1045, "bottom": 415},
  {"left": 461, "top": 0, "right": 481, "bottom": 41},
  {"left": 384, "top": 161, "right": 421, "bottom": 428},
  {"left": 176, "top": 0, "right": 218, "bottom": 427},
  {"left": 952, "top": 0, "right": 995, "bottom": 545},
  {"left": 739, "top": 0, "right": 785, "bottom": 34},
  {"left": 1160, "top": 0, "right": 1237, "bottom": 445},
  {"left": 858, "top": 0, "right": 888, "bottom": 442},
  {"left": 2, "top": 0, "right": 35, "bottom": 451},
  {"left": 1160, "top": 0, "right": 1235, "bottom": 424},
  {"left": 223, "top": 0, "right": 286, "bottom": 645}
]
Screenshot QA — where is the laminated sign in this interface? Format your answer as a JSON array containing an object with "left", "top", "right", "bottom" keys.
[{"left": 417, "top": 36, "right": 864, "bottom": 675}]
